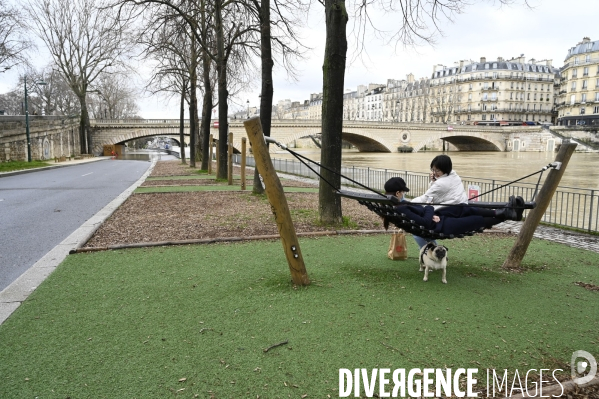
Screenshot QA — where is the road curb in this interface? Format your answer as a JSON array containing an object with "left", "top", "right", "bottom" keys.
[{"left": 0, "top": 158, "right": 157, "bottom": 326}]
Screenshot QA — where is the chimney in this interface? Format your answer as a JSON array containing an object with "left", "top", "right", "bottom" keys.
[
  {"left": 459, "top": 60, "right": 465, "bottom": 68},
  {"left": 407, "top": 73, "right": 414, "bottom": 83},
  {"left": 480, "top": 57, "right": 486, "bottom": 63},
  {"left": 546, "top": 59, "right": 552, "bottom": 67},
  {"left": 530, "top": 58, "right": 536, "bottom": 64},
  {"left": 497, "top": 57, "right": 504, "bottom": 62},
  {"left": 582, "top": 37, "right": 591, "bottom": 43}
]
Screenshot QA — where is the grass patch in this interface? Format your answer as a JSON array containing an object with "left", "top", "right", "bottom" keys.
[
  {"left": 0, "top": 235, "right": 597, "bottom": 397},
  {"left": 146, "top": 175, "right": 225, "bottom": 181},
  {"left": 135, "top": 185, "right": 319, "bottom": 194},
  {"left": 0, "top": 160, "right": 52, "bottom": 173}
]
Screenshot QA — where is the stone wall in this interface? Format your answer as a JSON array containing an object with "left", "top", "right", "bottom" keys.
[{"left": 0, "top": 116, "right": 81, "bottom": 161}]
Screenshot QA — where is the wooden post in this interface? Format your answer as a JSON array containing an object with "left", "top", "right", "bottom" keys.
[
  {"left": 208, "top": 134, "right": 213, "bottom": 174},
  {"left": 241, "top": 137, "right": 247, "bottom": 190},
  {"left": 243, "top": 117, "right": 310, "bottom": 286},
  {"left": 502, "top": 142, "right": 578, "bottom": 269},
  {"left": 228, "top": 132, "right": 233, "bottom": 185},
  {"left": 215, "top": 140, "right": 220, "bottom": 178}
]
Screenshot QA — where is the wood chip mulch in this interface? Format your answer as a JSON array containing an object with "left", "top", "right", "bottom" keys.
[{"left": 85, "top": 160, "right": 514, "bottom": 248}]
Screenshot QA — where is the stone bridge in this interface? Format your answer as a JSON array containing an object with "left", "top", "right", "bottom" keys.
[{"left": 89, "top": 119, "right": 561, "bottom": 155}]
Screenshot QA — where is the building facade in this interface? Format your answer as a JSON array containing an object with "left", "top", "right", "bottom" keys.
[
  {"left": 556, "top": 37, "right": 599, "bottom": 126},
  {"left": 428, "top": 57, "right": 558, "bottom": 125}
]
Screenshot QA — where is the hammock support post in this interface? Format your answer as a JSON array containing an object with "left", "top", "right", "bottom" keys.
[
  {"left": 227, "top": 132, "right": 233, "bottom": 185},
  {"left": 241, "top": 137, "right": 247, "bottom": 190},
  {"left": 502, "top": 142, "right": 578, "bottom": 269},
  {"left": 243, "top": 117, "right": 310, "bottom": 286}
]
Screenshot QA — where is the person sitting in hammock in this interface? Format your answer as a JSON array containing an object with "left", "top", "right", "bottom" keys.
[{"left": 383, "top": 177, "right": 524, "bottom": 236}]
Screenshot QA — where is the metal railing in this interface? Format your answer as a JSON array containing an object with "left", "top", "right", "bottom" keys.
[{"left": 234, "top": 154, "right": 598, "bottom": 233}]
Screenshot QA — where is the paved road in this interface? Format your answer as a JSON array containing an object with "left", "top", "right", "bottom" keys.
[{"left": 0, "top": 159, "right": 151, "bottom": 291}]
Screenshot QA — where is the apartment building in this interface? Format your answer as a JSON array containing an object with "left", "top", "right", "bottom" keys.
[
  {"left": 556, "top": 37, "right": 599, "bottom": 126},
  {"left": 428, "top": 56, "right": 558, "bottom": 125}
]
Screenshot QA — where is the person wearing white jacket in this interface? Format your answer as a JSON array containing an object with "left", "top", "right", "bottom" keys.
[{"left": 409, "top": 155, "right": 468, "bottom": 248}]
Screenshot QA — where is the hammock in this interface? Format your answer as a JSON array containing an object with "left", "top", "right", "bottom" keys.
[
  {"left": 264, "top": 137, "right": 559, "bottom": 239},
  {"left": 336, "top": 190, "right": 536, "bottom": 239}
]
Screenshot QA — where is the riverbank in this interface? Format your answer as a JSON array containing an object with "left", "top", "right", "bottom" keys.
[{"left": 1, "top": 159, "right": 598, "bottom": 398}]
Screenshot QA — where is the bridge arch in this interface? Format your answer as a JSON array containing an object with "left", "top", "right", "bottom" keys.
[
  {"left": 412, "top": 132, "right": 505, "bottom": 152},
  {"left": 277, "top": 127, "right": 394, "bottom": 152}
]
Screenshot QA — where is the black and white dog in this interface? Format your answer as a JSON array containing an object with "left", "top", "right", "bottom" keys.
[{"left": 419, "top": 243, "right": 449, "bottom": 284}]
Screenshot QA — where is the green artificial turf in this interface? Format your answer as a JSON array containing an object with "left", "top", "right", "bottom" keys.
[
  {"left": 0, "top": 160, "right": 52, "bottom": 173},
  {"left": 1, "top": 235, "right": 597, "bottom": 398},
  {"left": 135, "top": 185, "right": 319, "bottom": 194},
  {"left": 146, "top": 175, "right": 234, "bottom": 181}
]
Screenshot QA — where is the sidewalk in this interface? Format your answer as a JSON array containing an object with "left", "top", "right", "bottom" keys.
[
  {"left": 493, "top": 220, "right": 599, "bottom": 254},
  {"left": 0, "top": 156, "right": 110, "bottom": 178}
]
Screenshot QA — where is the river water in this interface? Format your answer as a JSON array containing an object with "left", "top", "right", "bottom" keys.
[{"left": 271, "top": 149, "right": 599, "bottom": 190}]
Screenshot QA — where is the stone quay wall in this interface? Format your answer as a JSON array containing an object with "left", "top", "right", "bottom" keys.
[{"left": 0, "top": 116, "right": 81, "bottom": 161}]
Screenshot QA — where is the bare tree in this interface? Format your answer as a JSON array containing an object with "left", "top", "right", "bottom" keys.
[
  {"left": 88, "top": 73, "right": 140, "bottom": 119},
  {"left": 0, "top": 0, "right": 32, "bottom": 73},
  {"left": 318, "top": 0, "right": 528, "bottom": 223},
  {"left": 25, "top": 0, "right": 136, "bottom": 154}
]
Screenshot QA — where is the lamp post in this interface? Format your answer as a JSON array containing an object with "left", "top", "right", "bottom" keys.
[
  {"left": 246, "top": 99, "right": 250, "bottom": 118},
  {"left": 24, "top": 76, "right": 47, "bottom": 162}
]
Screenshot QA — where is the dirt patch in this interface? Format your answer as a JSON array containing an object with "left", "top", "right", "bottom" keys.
[{"left": 85, "top": 191, "right": 383, "bottom": 248}]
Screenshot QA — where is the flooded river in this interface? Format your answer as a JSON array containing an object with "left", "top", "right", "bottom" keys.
[{"left": 271, "top": 149, "right": 599, "bottom": 190}]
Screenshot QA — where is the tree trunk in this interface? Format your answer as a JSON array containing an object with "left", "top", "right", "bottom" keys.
[
  {"left": 252, "top": 0, "right": 274, "bottom": 195},
  {"left": 77, "top": 94, "right": 92, "bottom": 154},
  {"left": 318, "top": 0, "right": 347, "bottom": 224},
  {"left": 189, "top": 34, "right": 198, "bottom": 168},
  {"left": 215, "top": 0, "right": 229, "bottom": 179},
  {"left": 198, "top": 2, "right": 212, "bottom": 171},
  {"left": 179, "top": 85, "right": 186, "bottom": 164}
]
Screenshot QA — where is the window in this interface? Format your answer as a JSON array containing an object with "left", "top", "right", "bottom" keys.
[
  {"left": 482, "top": 104, "right": 487, "bottom": 111},
  {"left": 583, "top": 80, "right": 588, "bottom": 89},
  {"left": 572, "top": 69, "right": 578, "bottom": 78},
  {"left": 582, "top": 93, "right": 587, "bottom": 103},
  {"left": 527, "top": 93, "right": 530, "bottom": 100},
  {"left": 575, "top": 57, "right": 579, "bottom": 65},
  {"left": 493, "top": 63, "right": 497, "bottom": 69},
  {"left": 491, "top": 93, "right": 497, "bottom": 100},
  {"left": 571, "top": 94, "right": 576, "bottom": 104},
  {"left": 534, "top": 93, "right": 537, "bottom": 100},
  {"left": 596, "top": 79, "right": 599, "bottom": 88},
  {"left": 572, "top": 82, "right": 577, "bottom": 90},
  {"left": 468, "top": 93, "right": 472, "bottom": 100},
  {"left": 469, "top": 83, "right": 472, "bottom": 90},
  {"left": 485, "top": 64, "right": 489, "bottom": 69},
  {"left": 584, "top": 67, "right": 589, "bottom": 76},
  {"left": 482, "top": 114, "right": 487, "bottom": 120},
  {"left": 580, "top": 108, "right": 585, "bottom": 115},
  {"left": 510, "top": 93, "right": 513, "bottom": 99},
  {"left": 511, "top": 82, "right": 514, "bottom": 89},
  {"left": 594, "top": 106, "right": 599, "bottom": 114},
  {"left": 483, "top": 82, "right": 489, "bottom": 89},
  {"left": 586, "top": 54, "right": 591, "bottom": 62},
  {"left": 493, "top": 72, "right": 498, "bottom": 79},
  {"left": 596, "top": 92, "right": 599, "bottom": 102}
]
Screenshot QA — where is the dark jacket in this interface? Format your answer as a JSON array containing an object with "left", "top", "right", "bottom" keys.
[{"left": 393, "top": 205, "right": 486, "bottom": 235}]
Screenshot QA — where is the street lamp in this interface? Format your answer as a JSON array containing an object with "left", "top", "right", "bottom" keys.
[
  {"left": 246, "top": 99, "right": 250, "bottom": 118},
  {"left": 24, "top": 76, "right": 47, "bottom": 162}
]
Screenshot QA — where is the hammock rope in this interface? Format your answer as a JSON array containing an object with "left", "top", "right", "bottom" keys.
[{"left": 264, "top": 137, "right": 558, "bottom": 239}]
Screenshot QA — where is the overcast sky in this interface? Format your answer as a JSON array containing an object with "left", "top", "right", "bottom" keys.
[{"left": 2, "top": 0, "right": 598, "bottom": 119}]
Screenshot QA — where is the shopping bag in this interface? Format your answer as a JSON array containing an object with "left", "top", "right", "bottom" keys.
[{"left": 387, "top": 230, "right": 408, "bottom": 260}]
